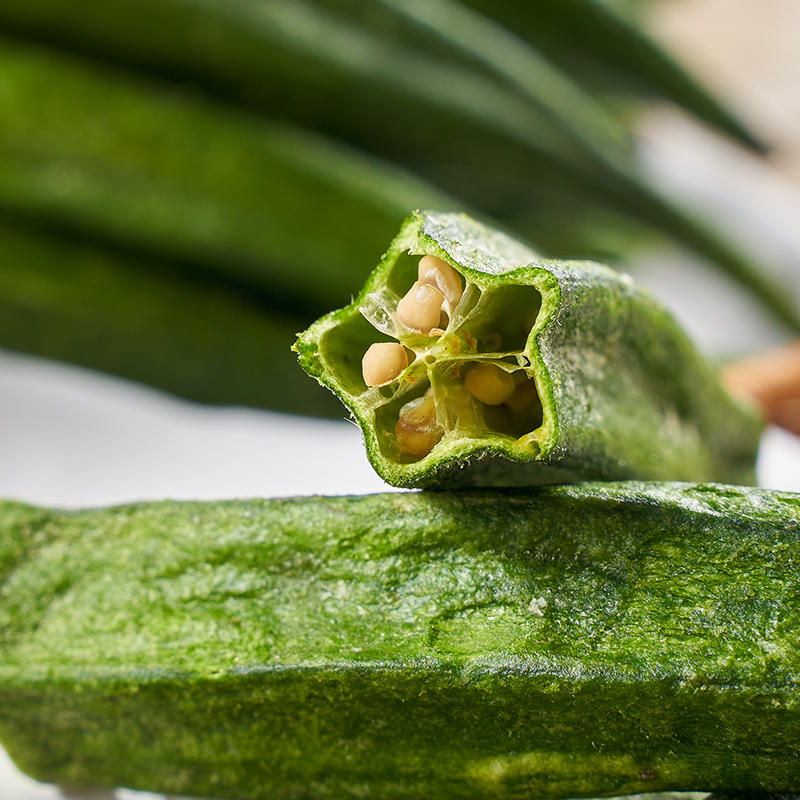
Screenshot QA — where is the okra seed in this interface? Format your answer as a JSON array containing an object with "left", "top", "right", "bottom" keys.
[
  {"left": 395, "top": 395, "right": 440, "bottom": 458},
  {"left": 463, "top": 363, "right": 516, "bottom": 405},
  {"left": 396, "top": 281, "right": 445, "bottom": 333},
  {"left": 362, "top": 342, "right": 408, "bottom": 386},
  {"left": 418, "top": 255, "right": 463, "bottom": 312}
]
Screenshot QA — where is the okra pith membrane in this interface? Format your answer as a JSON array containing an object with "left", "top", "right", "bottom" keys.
[
  {"left": 295, "top": 210, "right": 762, "bottom": 488},
  {"left": 1, "top": 482, "right": 800, "bottom": 798}
]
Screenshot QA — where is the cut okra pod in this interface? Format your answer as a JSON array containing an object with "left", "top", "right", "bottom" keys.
[{"left": 295, "top": 211, "right": 762, "bottom": 488}]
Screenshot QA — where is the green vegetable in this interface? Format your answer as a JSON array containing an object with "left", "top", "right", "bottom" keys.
[
  {"left": 0, "top": 5, "right": 793, "bottom": 333},
  {"left": 458, "top": 0, "right": 763, "bottom": 152},
  {"left": 0, "top": 0, "right": 757, "bottom": 151},
  {"left": 2, "top": 482, "right": 800, "bottom": 798},
  {"left": 0, "top": 36, "right": 454, "bottom": 316},
  {"left": 295, "top": 211, "right": 762, "bottom": 488},
  {"left": 0, "top": 220, "right": 340, "bottom": 416}
]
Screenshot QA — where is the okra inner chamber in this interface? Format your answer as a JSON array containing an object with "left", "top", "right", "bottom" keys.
[{"left": 329, "top": 250, "right": 544, "bottom": 464}]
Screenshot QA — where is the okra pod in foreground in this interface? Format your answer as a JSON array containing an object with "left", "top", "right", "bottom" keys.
[
  {"left": 295, "top": 211, "right": 762, "bottom": 488},
  {"left": 2, "top": 482, "right": 800, "bottom": 798}
]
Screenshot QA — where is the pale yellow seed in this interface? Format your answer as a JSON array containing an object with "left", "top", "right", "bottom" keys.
[
  {"left": 396, "top": 281, "right": 445, "bottom": 334},
  {"left": 395, "top": 395, "right": 440, "bottom": 458},
  {"left": 362, "top": 342, "right": 408, "bottom": 387},
  {"left": 418, "top": 255, "right": 463, "bottom": 313},
  {"left": 463, "top": 363, "right": 516, "bottom": 405}
]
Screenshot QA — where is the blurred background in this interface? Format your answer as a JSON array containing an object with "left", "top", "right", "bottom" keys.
[{"left": 1, "top": 0, "right": 800, "bottom": 795}]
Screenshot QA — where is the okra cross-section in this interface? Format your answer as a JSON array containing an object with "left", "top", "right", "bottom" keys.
[
  {"left": 358, "top": 250, "right": 543, "bottom": 462},
  {"left": 295, "top": 211, "right": 762, "bottom": 488}
]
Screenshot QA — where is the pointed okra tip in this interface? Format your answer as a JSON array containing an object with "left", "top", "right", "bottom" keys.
[{"left": 294, "top": 211, "right": 558, "bottom": 488}]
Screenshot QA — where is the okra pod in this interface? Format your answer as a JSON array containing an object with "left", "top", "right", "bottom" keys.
[
  {"left": 0, "top": 220, "right": 340, "bottom": 416},
  {"left": 296, "top": 211, "right": 762, "bottom": 487},
  {"left": 458, "top": 0, "right": 763, "bottom": 152},
  {"left": 0, "top": 5, "right": 792, "bottom": 329},
  {"left": 0, "top": 37, "right": 454, "bottom": 315},
  {"left": 2, "top": 482, "right": 800, "bottom": 798},
  {"left": 0, "top": 0, "right": 757, "bottom": 151}
]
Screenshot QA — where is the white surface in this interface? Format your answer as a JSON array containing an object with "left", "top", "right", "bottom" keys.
[
  {"left": 0, "top": 344, "right": 798, "bottom": 508},
  {"left": 758, "top": 425, "right": 800, "bottom": 491},
  {"left": 0, "top": 745, "right": 162, "bottom": 800}
]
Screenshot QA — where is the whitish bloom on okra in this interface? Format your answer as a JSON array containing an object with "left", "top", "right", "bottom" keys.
[{"left": 294, "top": 211, "right": 762, "bottom": 489}]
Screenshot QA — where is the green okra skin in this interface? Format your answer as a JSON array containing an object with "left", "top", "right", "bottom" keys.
[
  {"left": 295, "top": 210, "right": 762, "bottom": 488},
  {"left": 0, "top": 36, "right": 455, "bottom": 317},
  {"left": 0, "top": 220, "right": 341, "bottom": 417},
  {"left": 2, "top": 482, "right": 800, "bottom": 798}
]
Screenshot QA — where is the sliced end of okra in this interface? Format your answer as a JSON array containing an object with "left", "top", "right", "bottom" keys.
[
  {"left": 295, "top": 211, "right": 762, "bottom": 489},
  {"left": 294, "top": 211, "right": 562, "bottom": 487}
]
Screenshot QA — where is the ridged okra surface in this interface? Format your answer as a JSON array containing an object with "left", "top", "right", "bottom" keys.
[
  {"left": 295, "top": 211, "right": 762, "bottom": 488},
  {"left": 1, "top": 483, "right": 800, "bottom": 798}
]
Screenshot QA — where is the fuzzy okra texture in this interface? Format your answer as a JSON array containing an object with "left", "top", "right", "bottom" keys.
[
  {"left": 296, "top": 211, "right": 762, "bottom": 489},
  {"left": 1, "top": 482, "right": 800, "bottom": 799}
]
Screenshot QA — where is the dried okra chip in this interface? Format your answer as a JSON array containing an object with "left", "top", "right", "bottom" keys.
[{"left": 294, "top": 211, "right": 762, "bottom": 488}]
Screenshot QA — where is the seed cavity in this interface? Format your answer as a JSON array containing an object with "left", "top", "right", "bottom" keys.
[
  {"left": 362, "top": 342, "right": 408, "bottom": 387},
  {"left": 358, "top": 253, "right": 542, "bottom": 463},
  {"left": 505, "top": 372, "right": 538, "bottom": 412}
]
